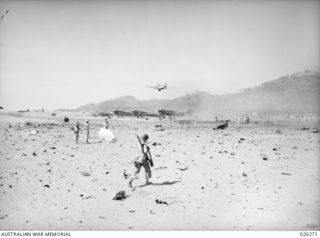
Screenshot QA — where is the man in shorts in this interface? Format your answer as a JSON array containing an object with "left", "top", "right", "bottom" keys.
[{"left": 128, "top": 134, "right": 154, "bottom": 187}]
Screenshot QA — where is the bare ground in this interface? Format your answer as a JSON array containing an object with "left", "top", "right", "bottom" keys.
[{"left": 0, "top": 113, "right": 319, "bottom": 230}]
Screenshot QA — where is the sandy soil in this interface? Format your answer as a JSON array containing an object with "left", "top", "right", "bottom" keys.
[{"left": 0, "top": 113, "right": 319, "bottom": 230}]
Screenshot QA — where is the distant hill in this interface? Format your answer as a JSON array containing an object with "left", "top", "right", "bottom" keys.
[{"left": 77, "top": 70, "right": 320, "bottom": 118}]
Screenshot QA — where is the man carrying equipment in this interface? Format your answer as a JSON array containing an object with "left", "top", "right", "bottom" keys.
[{"left": 128, "top": 134, "right": 154, "bottom": 187}]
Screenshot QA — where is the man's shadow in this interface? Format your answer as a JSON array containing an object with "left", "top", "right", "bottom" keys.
[{"left": 136, "top": 180, "right": 181, "bottom": 188}]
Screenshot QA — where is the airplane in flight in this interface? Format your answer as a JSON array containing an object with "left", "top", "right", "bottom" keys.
[{"left": 147, "top": 83, "right": 170, "bottom": 92}]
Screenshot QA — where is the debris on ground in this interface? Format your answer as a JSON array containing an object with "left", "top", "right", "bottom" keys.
[
  {"left": 179, "top": 166, "right": 188, "bottom": 171},
  {"left": 113, "top": 190, "right": 127, "bottom": 201},
  {"left": 155, "top": 199, "right": 168, "bottom": 205},
  {"left": 214, "top": 122, "right": 228, "bottom": 130},
  {"left": 281, "top": 172, "right": 292, "bottom": 176},
  {"left": 81, "top": 171, "right": 91, "bottom": 177},
  {"left": 152, "top": 142, "right": 162, "bottom": 146},
  {"left": 24, "top": 121, "right": 33, "bottom": 126},
  {"left": 123, "top": 170, "right": 129, "bottom": 179},
  {"left": 154, "top": 166, "right": 167, "bottom": 170},
  {"left": 274, "top": 129, "right": 281, "bottom": 134}
]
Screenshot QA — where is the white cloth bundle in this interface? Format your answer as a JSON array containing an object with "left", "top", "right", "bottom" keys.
[{"left": 98, "top": 128, "right": 115, "bottom": 141}]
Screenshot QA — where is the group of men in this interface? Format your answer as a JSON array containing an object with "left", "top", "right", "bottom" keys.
[
  {"left": 72, "top": 117, "right": 153, "bottom": 187},
  {"left": 73, "top": 118, "right": 109, "bottom": 144}
]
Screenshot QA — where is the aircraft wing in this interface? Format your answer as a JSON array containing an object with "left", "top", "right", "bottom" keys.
[{"left": 147, "top": 86, "right": 159, "bottom": 89}]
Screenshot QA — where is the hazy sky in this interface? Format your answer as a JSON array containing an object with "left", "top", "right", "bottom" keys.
[{"left": 0, "top": 0, "right": 319, "bottom": 110}]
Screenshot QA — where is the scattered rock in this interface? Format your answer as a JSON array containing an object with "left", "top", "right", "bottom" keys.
[
  {"left": 179, "top": 166, "right": 188, "bottom": 171},
  {"left": 274, "top": 129, "right": 281, "bottom": 134},
  {"left": 149, "top": 210, "right": 155, "bottom": 214},
  {"left": 24, "top": 121, "right": 33, "bottom": 126},
  {"left": 113, "top": 190, "right": 127, "bottom": 201},
  {"left": 123, "top": 170, "right": 129, "bottom": 179},
  {"left": 262, "top": 156, "right": 268, "bottom": 161},
  {"left": 242, "top": 172, "right": 247, "bottom": 177},
  {"left": 0, "top": 215, "right": 8, "bottom": 220},
  {"left": 214, "top": 122, "right": 228, "bottom": 130},
  {"left": 281, "top": 172, "right": 292, "bottom": 176},
  {"left": 81, "top": 171, "right": 91, "bottom": 177},
  {"left": 44, "top": 184, "right": 50, "bottom": 188},
  {"left": 155, "top": 199, "right": 168, "bottom": 205},
  {"left": 154, "top": 166, "right": 167, "bottom": 170}
]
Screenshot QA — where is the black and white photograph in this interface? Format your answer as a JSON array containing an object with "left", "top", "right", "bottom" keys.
[{"left": 0, "top": 0, "right": 319, "bottom": 233}]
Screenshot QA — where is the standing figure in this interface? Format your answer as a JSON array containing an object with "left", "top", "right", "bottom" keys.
[
  {"left": 85, "top": 121, "right": 90, "bottom": 144},
  {"left": 74, "top": 121, "right": 80, "bottom": 144},
  {"left": 129, "top": 134, "right": 154, "bottom": 187},
  {"left": 104, "top": 118, "right": 109, "bottom": 129}
]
